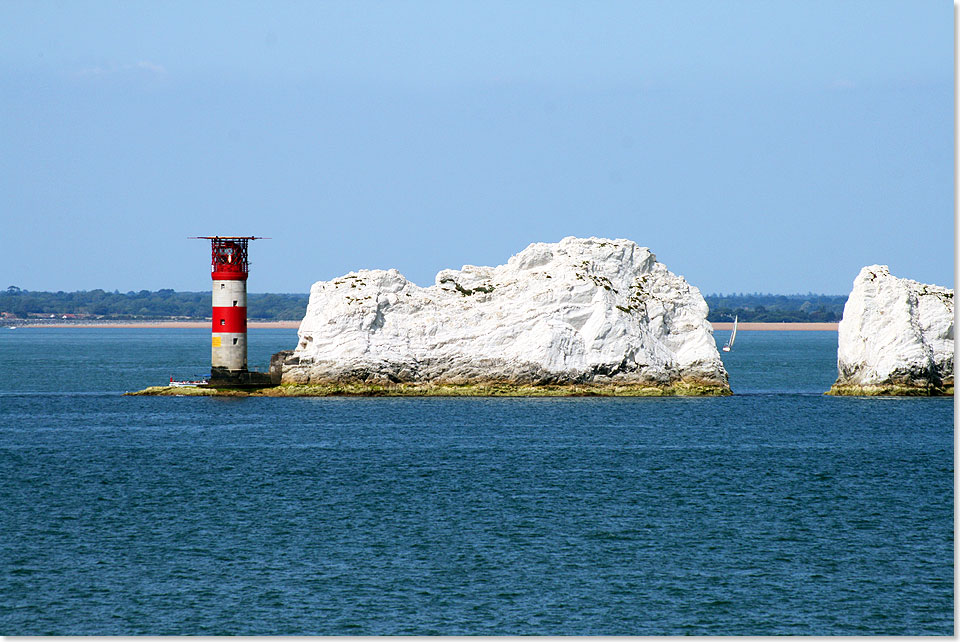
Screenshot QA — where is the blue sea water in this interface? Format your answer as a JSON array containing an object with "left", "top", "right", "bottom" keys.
[{"left": 0, "top": 328, "right": 953, "bottom": 635}]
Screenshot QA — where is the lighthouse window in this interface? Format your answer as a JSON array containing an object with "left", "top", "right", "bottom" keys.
[
  {"left": 221, "top": 284, "right": 225, "bottom": 290},
  {"left": 233, "top": 300, "right": 237, "bottom": 306},
  {"left": 233, "top": 338, "right": 238, "bottom": 345},
  {"left": 220, "top": 319, "right": 225, "bottom": 326}
]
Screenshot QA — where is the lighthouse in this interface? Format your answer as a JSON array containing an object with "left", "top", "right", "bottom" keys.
[{"left": 194, "top": 236, "right": 262, "bottom": 383}]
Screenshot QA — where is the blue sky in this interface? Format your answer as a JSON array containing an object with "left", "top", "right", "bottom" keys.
[{"left": 0, "top": 1, "right": 952, "bottom": 294}]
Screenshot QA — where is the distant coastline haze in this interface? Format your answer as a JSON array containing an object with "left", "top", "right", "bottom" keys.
[
  {"left": 0, "top": 1, "right": 951, "bottom": 294},
  {"left": 0, "top": 288, "right": 848, "bottom": 324}
]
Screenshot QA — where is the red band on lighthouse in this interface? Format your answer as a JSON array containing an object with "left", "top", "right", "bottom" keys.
[
  {"left": 212, "top": 306, "right": 247, "bottom": 333},
  {"left": 212, "top": 268, "right": 248, "bottom": 281}
]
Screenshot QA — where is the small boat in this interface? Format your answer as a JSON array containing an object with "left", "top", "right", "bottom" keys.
[
  {"left": 169, "top": 376, "right": 207, "bottom": 388},
  {"left": 722, "top": 315, "right": 737, "bottom": 352}
]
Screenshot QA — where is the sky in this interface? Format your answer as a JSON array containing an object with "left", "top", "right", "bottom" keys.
[{"left": 0, "top": 0, "right": 953, "bottom": 295}]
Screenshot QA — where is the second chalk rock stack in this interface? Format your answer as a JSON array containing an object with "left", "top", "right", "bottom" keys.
[
  {"left": 829, "top": 265, "right": 953, "bottom": 396},
  {"left": 281, "top": 237, "right": 729, "bottom": 395}
]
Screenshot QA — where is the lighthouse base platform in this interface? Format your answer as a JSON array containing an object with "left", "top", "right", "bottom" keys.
[{"left": 207, "top": 367, "right": 275, "bottom": 388}]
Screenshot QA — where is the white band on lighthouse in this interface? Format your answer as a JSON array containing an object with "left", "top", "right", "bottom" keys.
[
  {"left": 212, "top": 279, "right": 247, "bottom": 308},
  {"left": 212, "top": 331, "right": 247, "bottom": 370}
]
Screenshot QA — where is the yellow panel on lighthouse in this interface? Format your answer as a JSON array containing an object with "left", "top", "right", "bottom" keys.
[{"left": 212, "top": 336, "right": 222, "bottom": 347}]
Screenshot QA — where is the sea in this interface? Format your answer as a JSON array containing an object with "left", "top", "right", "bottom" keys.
[{"left": 0, "top": 327, "right": 953, "bottom": 635}]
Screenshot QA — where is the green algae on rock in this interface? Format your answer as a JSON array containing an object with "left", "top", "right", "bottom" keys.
[
  {"left": 125, "top": 386, "right": 249, "bottom": 397},
  {"left": 826, "top": 382, "right": 953, "bottom": 397}
]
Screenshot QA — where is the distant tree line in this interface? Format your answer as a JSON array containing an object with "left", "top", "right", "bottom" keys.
[
  {"left": 1, "top": 286, "right": 309, "bottom": 320},
  {"left": 704, "top": 293, "right": 847, "bottom": 323},
  {"left": 1, "top": 287, "right": 846, "bottom": 323}
]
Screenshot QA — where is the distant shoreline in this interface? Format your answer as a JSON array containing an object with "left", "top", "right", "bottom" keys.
[
  {"left": 711, "top": 322, "right": 838, "bottom": 331},
  {"left": 7, "top": 320, "right": 837, "bottom": 331}
]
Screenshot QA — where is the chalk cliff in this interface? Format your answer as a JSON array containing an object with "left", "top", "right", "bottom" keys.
[
  {"left": 281, "top": 237, "right": 729, "bottom": 394},
  {"left": 829, "top": 265, "right": 953, "bottom": 395}
]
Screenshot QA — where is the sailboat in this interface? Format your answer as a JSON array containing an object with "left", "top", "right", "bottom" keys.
[{"left": 722, "top": 315, "right": 737, "bottom": 352}]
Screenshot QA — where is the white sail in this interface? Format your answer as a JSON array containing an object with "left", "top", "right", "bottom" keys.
[{"left": 729, "top": 315, "right": 738, "bottom": 348}]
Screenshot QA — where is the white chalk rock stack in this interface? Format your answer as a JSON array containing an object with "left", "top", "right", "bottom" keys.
[
  {"left": 282, "top": 237, "right": 728, "bottom": 393},
  {"left": 830, "top": 265, "right": 954, "bottom": 395}
]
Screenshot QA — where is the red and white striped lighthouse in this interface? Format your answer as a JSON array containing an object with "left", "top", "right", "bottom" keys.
[{"left": 194, "top": 236, "right": 262, "bottom": 381}]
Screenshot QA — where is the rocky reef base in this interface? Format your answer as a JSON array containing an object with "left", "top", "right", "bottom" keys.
[
  {"left": 126, "top": 379, "right": 731, "bottom": 398},
  {"left": 826, "top": 380, "right": 953, "bottom": 397}
]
